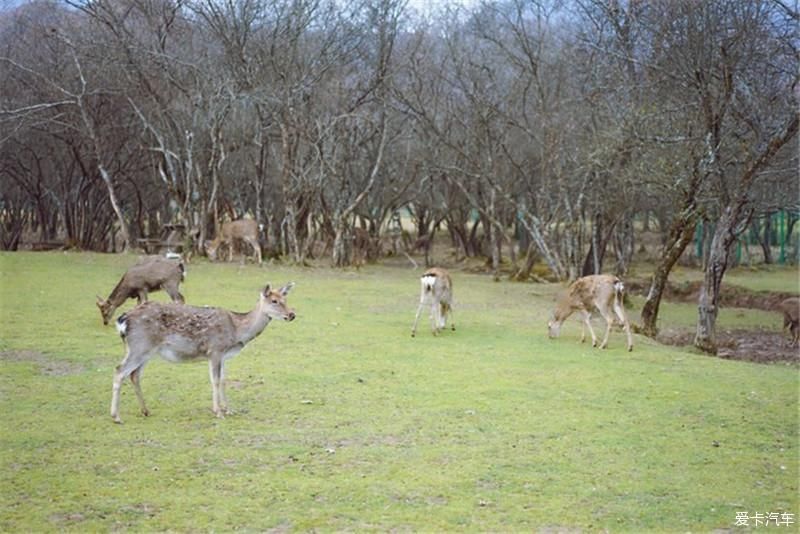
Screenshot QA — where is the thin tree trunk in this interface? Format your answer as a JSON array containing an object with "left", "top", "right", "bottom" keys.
[
  {"left": 640, "top": 212, "right": 698, "bottom": 337},
  {"left": 694, "top": 115, "right": 798, "bottom": 353}
]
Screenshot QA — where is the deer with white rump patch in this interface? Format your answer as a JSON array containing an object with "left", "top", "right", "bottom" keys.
[
  {"left": 110, "top": 283, "right": 296, "bottom": 423},
  {"left": 96, "top": 255, "right": 185, "bottom": 325},
  {"left": 412, "top": 267, "right": 455, "bottom": 337},
  {"left": 548, "top": 274, "right": 633, "bottom": 351},
  {"left": 206, "top": 219, "right": 262, "bottom": 264}
]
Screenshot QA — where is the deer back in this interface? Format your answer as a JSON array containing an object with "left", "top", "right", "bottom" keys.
[
  {"left": 222, "top": 219, "right": 259, "bottom": 240},
  {"left": 119, "top": 302, "right": 238, "bottom": 362}
]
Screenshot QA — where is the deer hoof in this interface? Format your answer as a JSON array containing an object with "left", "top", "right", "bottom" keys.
[
  {"left": 112, "top": 416, "right": 123, "bottom": 424},
  {"left": 141, "top": 409, "right": 150, "bottom": 417}
]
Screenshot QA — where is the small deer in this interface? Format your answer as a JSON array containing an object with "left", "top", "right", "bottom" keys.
[
  {"left": 548, "top": 274, "right": 633, "bottom": 352},
  {"left": 352, "top": 227, "right": 381, "bottom": 266},
  {"left": 206, "top": 219, "right": 262, "bottom": 264},
  {"left": 96, "top": 256, "right": 185, "bottom": 325},
  {"left": 779, "top": 297, "right": 799, "bottom": 347},
  {"left": 110, "top": 283, "right": 296, "bottom": 423},
  {"left": 412, "top": 267, "right": 455, "bottom": 337}
]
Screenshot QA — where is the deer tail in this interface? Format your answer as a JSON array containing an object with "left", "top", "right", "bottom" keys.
[
  {"left": 116, "top": 313, "right": 129, "bottom": 339},
  {"left": 613, "top": 278, "right": 625, "bottom": 304}
]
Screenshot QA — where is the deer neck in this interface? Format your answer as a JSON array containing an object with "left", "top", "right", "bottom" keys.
[
  {"left": 553, "top": 298, "right": 573, "bottom": 322},
  {"left": 232, "top": 301, "right": 272, "bottom": 345},
  {"left": 106, "top": 278, "right": 130, "bottom": 305}
]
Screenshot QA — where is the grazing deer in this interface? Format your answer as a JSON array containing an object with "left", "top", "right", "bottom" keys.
[
  {"left": 779, "top": 297, "right": 799, "bottom": 347},
  {"left": 206, "top": 219, "right": 262, "bottom": 264},
  {"left": 548, "top": 274, "right": 633, "bottom": 351},
  {"left": 110, "top": 283, "right": 296, "bottom": 423},
  {"left": 412, "top": 267, "right": 455, "bottom": 337},
  {"left": 352, "top": 227, "right": 381, "bottom": 266},
  {"left": 96, "top": 256, "right": 185, "bottom": 326}
]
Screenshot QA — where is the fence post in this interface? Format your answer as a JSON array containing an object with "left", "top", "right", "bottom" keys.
[
  {"left": 695, "top": 220, "right": 703, "bottom": 259},
  {"left": 779, "top": 210, "right": 786, "bottom": 264}
]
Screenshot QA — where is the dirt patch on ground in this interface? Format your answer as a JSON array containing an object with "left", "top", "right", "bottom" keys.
[
  {"left": 627, "top": 279, "right": 799, "bottom": 364},
  {"left": 0, "top": 350, "right": 85, "bottom": 376},
  {"left": 657, "top": 328, "right": 799, "bottom": 365},
  {"left": 626, "top": 279, "right": 797, "bottom": 311}
]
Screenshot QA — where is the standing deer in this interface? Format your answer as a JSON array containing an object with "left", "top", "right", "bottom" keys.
[
  {"left": 206, "top": 219, "right": 262, "bottom": 264},
  {"left": 110, "top": 282, "right": 296, "bottom": 423},
  {"left": 548, "top": 274, "right": 634, "bottom": 351},
  {"left": 779, "top": 297, "right": 799, "bottom": 347},
  {"left": 412, "top": 267, "right": 455, "bottom": 337},
  {"left": 96, "top": 256, "right": 185, "bottom": 325}
]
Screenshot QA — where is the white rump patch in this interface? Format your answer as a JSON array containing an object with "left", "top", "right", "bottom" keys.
[
  {"left": 421, "top": 274, "right": 437, "bottom": 292},
  {"left": 115, "top": 318, "right": 127, "bottom": 336},
  {"left": 614, "top": 281, "right": 625, "bottom": 292}
]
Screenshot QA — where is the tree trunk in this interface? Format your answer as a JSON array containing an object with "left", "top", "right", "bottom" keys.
[
  {"left": 694, "top": 115, "right": 798, "bottom": 353},
  {"left": 98, "top": 164, "right": 131, "bottom": 253},
  {"left": 614, "top": 211, "right": 635, "bottom": 276},
  {"left": 640, "top": 213, "right": 697, "bottom": 337},
  {"left": 332, "top": 220, "right": 350, "bottom": 267},
  {"left": 694, "top": 212, "right": 737, "bottom": 354},
  {"left": 760, "top": 213, "right": 773, "bottom": 264}
]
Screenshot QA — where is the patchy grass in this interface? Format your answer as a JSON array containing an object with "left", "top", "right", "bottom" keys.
[{"left": 0, "top": 252, "right": 797, "bottom": 531}]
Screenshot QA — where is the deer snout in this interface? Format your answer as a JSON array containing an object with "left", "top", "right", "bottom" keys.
[{"left": 287, "top": 311, "right": 296, "bottom": 321}]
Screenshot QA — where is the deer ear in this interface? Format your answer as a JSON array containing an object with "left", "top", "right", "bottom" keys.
[
  {"left": 280, "top": 282, "right": 295, "bottom": 296},
  {"left": 96, "top": 295, "right": 104, "bottom": 305},
  {"left": 262, "top": 284, "right": 271, "bottom": 296}
]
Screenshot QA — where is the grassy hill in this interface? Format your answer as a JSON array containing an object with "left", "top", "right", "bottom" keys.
[{"left": 0, "top": 252, "right": 797, "bottom": 531}]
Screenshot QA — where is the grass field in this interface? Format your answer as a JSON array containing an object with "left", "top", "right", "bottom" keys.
[{"left": 0, "top": 252, "right": 797, "bottom": 532}]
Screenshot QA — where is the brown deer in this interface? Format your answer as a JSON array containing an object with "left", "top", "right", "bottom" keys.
[
  {"left": 352, "top": 227, "right": 382, "bottom": 266},
  {"left": 548, "top": 274, "right": 633, "bottom": 351},
  {"left": 110, "top": 282, "right": 296, "bottom": 423},
  {"left": 206, "top": 219, "right": 262, "bottom": 264},
  {"left": 96, "top": 256, "right": 185, "bottom": 325},
  {"left": 412, "top": 267, "right": 455, "bottom": 337},
  {"left": 779, "top": 297, "right": 799, "bottom": 347}
]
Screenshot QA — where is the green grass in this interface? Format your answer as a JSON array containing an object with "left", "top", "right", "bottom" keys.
[{"left": 0, "top": 252, "right": 797, "bottom": 532}]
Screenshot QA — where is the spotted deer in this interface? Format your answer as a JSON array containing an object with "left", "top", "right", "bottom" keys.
[
  {"left": 548, "top": 274, "right": 633, "bottom": 351},
  {"left": 411, "top": 267, "right": 455, "bottom": 337},
  {"left": 206, "top": 219, "right": 262, "bottom": 264},
  {"left": 110, "top": 283, "right": 296, "bottom": 423},
  {"left": 96, "top": 255, "right": 185, "bottom": 325},
  {"left": 779, "top": 297, "right": 799, "bottom": 347}
]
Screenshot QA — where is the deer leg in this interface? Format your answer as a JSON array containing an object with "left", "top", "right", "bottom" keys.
[
  {"left": 164, "top": 282, "right": 185, "bottom": 304},
  {"left": 580, "top": 310, "right": 597, "bottom": 347},
  {"left": 129, "top": 365, "right": 149, "bottom": 417},
  {"left": 430, "top": 301, "right": 440, "bottom": 335},
  {"left": 613, "top": 300, "right": 634, "bottom": 352},
  {"left": 246, "top": 237, "right": 262, "bottom": 265},
  {"left": 580, "top": 316, "right": 587, "bottom": 343},
  {"left": 218, "top": 362, "right": 228, "bottom": 414},
  {"left": 411, "top": 297, "right": 426, "bottom": 337},
  {"left": 209, "top": 359, "right": 225, "bottom": 417},
  {"left": 598, "top": 308, "right": 614, "bottom": 349},
  {"left": 111, "top": 348, "right": 151, "bottom": 424},
  {"left": 136, "top": 289, "right": 148, "bottom": 304},
  {"left": 447, "top": 304, "right": 455, "bottom": 331}
]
